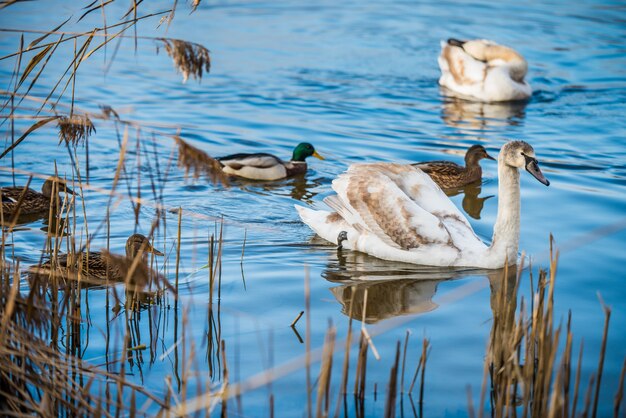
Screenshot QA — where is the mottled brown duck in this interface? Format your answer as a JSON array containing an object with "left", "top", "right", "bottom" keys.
[
  {"left": 31, "top": 234, "right": 164, "bottom": 288},
  {"left": 1, "top": 176, "right": 76, "bottom": 220},
  {"left": 413, "top": 144, "right": 495, "bottom": 189}
]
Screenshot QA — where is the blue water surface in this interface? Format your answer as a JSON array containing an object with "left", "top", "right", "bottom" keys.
[{"left": 1, "top": 0, "right": 625, "bottom": 416}]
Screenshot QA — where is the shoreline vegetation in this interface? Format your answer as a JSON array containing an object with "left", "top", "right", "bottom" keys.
[{"left": 1, "top": 1, "right": 625, "bottom": 417}]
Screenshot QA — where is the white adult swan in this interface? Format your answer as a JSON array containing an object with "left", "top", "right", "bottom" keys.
[
  {"left": 295, "top": 141, "right": 549, "bottom": 269},
  {"left": 438, "top": 38, "right": 532, "bottom": 102}
]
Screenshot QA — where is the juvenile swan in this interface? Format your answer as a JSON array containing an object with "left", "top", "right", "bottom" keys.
[
  {"left": 438, "top": 38, "right": 531, "bottom": 102},
  {"left": 296, "top": 141, "right": 549, "bottom": 269}
]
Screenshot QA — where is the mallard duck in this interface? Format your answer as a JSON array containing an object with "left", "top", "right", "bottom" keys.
[
  {"left": 296, "top": 141, "right": 549, "bottom": 269},
  {"left": 412, "top": 144, "right": 495, "bottom": 189},
  {"left": 32, "top": 234, "right": 164, "bottom": 287},
  {"left": 438, "top": 38, "right": 531, "bottom": 102},
  {"left": 1, "top": 177, "right": 76, "bottom": 219},
  {"left": 217, "top": 142, "right": 324, "bottom": 180}
]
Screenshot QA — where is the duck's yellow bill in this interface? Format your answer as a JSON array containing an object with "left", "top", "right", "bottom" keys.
[{"left": 313, "top": 151, "right": 325, "bottom": 160}]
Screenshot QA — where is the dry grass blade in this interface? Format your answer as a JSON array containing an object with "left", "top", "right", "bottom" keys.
[
  {"left": 191, "top": 0, "right": 201, "bottom": 12},
  {"left": 158, "top": 38, "right": 211, "bottom": 82},
  {"left": 174, "top": 136, "right": 228, "bottom": 185},
  {"left": 26, "top": 16, "right": 71, "bottom": 49},
  {"left": 57, "top": 114, "right": 96, "bottom": 146},
  {"left": 18, "top": 43, "right": 53, "bottom": 89},
  {"left": 383, "top": 341, "right": 400, "bottom": 418},
  {"left": 78, "top": 0, "right": 114, "bottom": 22},
  {"left": 0, "top": 115, "right": 58, "bottom": 159}
]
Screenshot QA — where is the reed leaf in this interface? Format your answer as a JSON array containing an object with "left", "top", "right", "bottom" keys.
[
  {"left": 26, "top": 16, "right": 71, "bottom": 50},
  {"left": 78, "top": 0, "right": 114, "bottom": 22},
  {"left": 174, "top": 136, "right": 228, "bottom": 185},
  {"left": 17, "top": 44, "right": 53, "bottom": 89},
  {"left": 0, "top": 116, "right": 59, "bottom": 159}
]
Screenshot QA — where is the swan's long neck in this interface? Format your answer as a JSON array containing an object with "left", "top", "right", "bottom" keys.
[{"left": 488, "top": 158, "right": 521, "bottom": 265}]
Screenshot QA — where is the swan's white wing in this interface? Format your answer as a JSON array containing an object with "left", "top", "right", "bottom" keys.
[
  {"left": 218, "top": 153, "right": 282, "bottom": 169},
  {"left": 438, "top": 41, "right": 487, "bottom": 87},
  {"left": 327, "top": 163, "right": 481, "bottom": 251}
]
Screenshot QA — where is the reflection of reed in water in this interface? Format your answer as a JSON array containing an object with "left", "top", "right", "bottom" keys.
[
  {"left": 444, "top": 182, "right": 493, "bottom": 220},
  {"left": 440, "top": 95, "right": 528, "bottom": 132}
]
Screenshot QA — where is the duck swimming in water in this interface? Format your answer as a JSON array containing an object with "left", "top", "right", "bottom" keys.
[
  {"left": 31, "top": 234, "right": 164, "bottom": 288},
  {"left": 217, "top": 142, "right": 324, "bottom": 181},
  {"left": 1, "top": 176, "right": 76, "bottom": 220},
  {"left": 413, "top": 144, "right": 495, "bottom": 189},
  {"left": 296, "top": 141, "right": 549, "bottom": 269},
  {"left": 438, "top": 38, "right": 531, "bottom": 102}
]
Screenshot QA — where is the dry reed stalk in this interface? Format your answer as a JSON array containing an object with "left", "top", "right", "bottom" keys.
[
  {"left": 315, "top": 323, "right": 336, "bottom": 418},
  {"left": 221, "top": 339, "right": 230, "bottom": 417},
  {"left": 615, "top": 359, "right": 626, "bottom": 418},
  {"left": 383, "top": 341, "right": 401, "bottom": 418},
  {"left": 400, "top": 330, "right": 410, "bottom": 394},
  {"left": 158, "top": 38, "right": 211, "bottom": 82},
  {"left": 472, "top": 244, "right": 626, "bottom": 418},
  {"left": 175, "top": 207, "right": 182, "bottom": 293},
  {"left": 305, "top": 266, "right": 312, "bottom": 418},
  {"left": 291, "top": 310, "right": 304, "bottom": 327},
  {"left": 333, "top": 293, "right": 354, "bottom": 418},
  {"left": 354, "top": 331, "right": 369, "bottom": 400},
  {"left": 592, "top": 298, "right": 611, "bottom": 418}
]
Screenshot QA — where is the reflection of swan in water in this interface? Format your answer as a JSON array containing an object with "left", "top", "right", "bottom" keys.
[
  {"left": 327, "top": 279, "right": 439, "bottom": 324},
  {"left": 323, "top": 251, "right": 481, "bottom": 323},
  {"left": 229, "top": 174, "right": 322, "bottom": 203},
  {"left": 443, "top": 182, "right": 493, "bottom": 220},
  {"left": 323, "top": 249, "right": 520, "bottom": 324},
  {"left": 440, "top": 96, "right": 528, "bottom": 132}
]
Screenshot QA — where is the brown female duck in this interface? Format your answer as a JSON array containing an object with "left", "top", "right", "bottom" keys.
[
  {"left": 32, "top": 234, "right": 164, "bottom": 288},
  {"left": 413, "top": 144, "right": 495, "bottom": 188},
  {"left": 1, "top": 177, "right": 76, "bottom": 219}
]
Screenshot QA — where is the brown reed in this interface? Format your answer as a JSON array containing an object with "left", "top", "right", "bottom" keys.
[
  {"left": 57, "top": 114, "right": 95, "bottom": 146},
  {"left": 174, "top": 136, "right": 229, "bottom": 185},
  {"left": 158, "top": 38, "right": 211, "bottom": 82}
]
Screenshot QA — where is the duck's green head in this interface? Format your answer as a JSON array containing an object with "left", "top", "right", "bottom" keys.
[{"left": 292, "top": 143, "right": 324, "bottom": 162}]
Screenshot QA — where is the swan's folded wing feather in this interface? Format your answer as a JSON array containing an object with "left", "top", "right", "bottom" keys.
[
  {"left": 330, "top": 164, "right": 458, "bottom": 251},
  {"left": 439, "top": 43, "right": 486, "bottom": 86},
  {"left": 218, "top": 153, "right": 282, "bottom": 169},
  {"left": 393, "top": 165, "right": 474, "bottom": 230}
]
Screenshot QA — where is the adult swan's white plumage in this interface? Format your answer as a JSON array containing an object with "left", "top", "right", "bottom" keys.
[
  {"left": 438, "top": 38, "right": 532, "bottom": 102},
  {"left": 295, "top": 141, "right": 549, "bottom": 269}
]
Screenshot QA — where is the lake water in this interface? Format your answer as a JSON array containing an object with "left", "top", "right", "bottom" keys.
[{"left": 1, "top": 0, "right": 625, "bottom": 416}]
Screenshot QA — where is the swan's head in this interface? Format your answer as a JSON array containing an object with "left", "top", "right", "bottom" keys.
[{"left": 500, "top": 141, "right": 550, "bottom": 186}]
